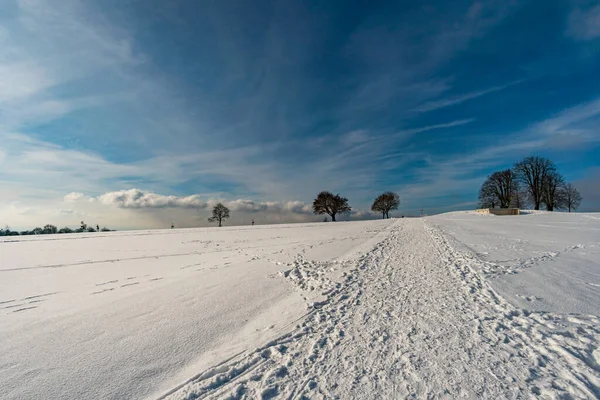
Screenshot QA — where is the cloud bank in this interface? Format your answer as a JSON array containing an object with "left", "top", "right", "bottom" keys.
[{"left": 65, "top": 189, "right": 315, "bottom": 215}]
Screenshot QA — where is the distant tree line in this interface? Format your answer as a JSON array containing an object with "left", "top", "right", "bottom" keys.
[
  {"left": 479, "top": 156, "right": 582, "bottom": 212},
  {"left": 0, "top": 221, "right": 114, "bottom": 237}
]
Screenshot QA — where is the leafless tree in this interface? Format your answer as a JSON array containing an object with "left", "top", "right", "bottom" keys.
[
  {"left": 541, "top": 170, "right": 565, "bottom": 211},
  {"left": 208, "top": 203, "right": 230, "bottom": 227},
  {"left": 371, "top": 192, "right": 400, "bottom": 219},
  {"left": 480, "top": 169, "right": 515, "bottom": 208},
  {"left": 510, "top": 181, "right": 528, "bottom": 209},
  {"left": 312, "top": 191, "right": 351, "bottom": 222},
  {"left": 478, "top": 180, "right": 498, "bottom": 208},
  {"left": 561, "top": 183, "right": 582, "bottom": 212},
  {"left": 513, "top": 156, "right": 557, "bottom": 210}
]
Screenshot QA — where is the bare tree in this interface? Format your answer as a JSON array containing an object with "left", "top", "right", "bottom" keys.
[
  {"left": 478, "top": 180, "right": 498, "bottom": 208},
  {"left": 208, "top": 203, "right": 230, "bottom": 227},
  {"left": 561, "top": 183, "right": 582, "bottom": 212},
  {"left": 479, "top": 169, "right": 515, "bottom": 208},
  {"left": 371, "top": 192, "right": 400, "bottom": 219},
  {"left": 510, "top": 181, "right": 528, "bottom": 209},
  {"left": 312, "top": 191, "right": 351, "bottom": 222},
  {"left": 541, "top": 170, "right": 565, "bottom": 211},
  {"left": 513, "top": 156, "right": 557, "bottom": 210}
]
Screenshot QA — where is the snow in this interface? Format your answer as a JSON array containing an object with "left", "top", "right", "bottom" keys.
[
  {"left": 1, "top": 214, "right": 599, "bottom": 399},
  {"left": 0, "top": 221, "right": 393, "bottom": 400},
  {"left": 427, "top": 211, "right": 600, "bottom": 315}
]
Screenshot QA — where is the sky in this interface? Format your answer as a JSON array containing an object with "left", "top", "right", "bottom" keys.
[{"left": 0, "top": 0, "right": 599, "bottom": 230}]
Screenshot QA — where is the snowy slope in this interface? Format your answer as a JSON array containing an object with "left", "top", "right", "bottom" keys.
[
  {"left": 2, "top": 214, "right": 599, "bottom": 399},
  {"left": 427, "top": 211, "right": 600, "bottom": 315},
  {"left": 0, "top": 220, "right": 395, "bottom": 400},
  {"left": 164, "top": 218, "right": 600, "bottom": 399}
]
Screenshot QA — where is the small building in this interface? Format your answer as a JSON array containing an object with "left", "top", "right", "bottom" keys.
[{"left": 476, "top": 208, "right": 520, "bottom": 216}]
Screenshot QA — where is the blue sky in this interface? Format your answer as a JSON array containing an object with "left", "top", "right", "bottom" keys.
[{"left": 1, "top": 0, "right": 599, "bottom": 229}]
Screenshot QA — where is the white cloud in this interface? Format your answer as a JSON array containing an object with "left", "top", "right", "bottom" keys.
[
  {"left": 97, "top": 189, "right": 207, "bottom": 209},
  {"left": 0, "top": 62, "right": 53, "bottom": 102},
  {"left": 351, "top": 209, "right": 382, "bottom": 220},
  {"left": 64, "top": 192, "right": 86, "bottom": 203},
  {"left": 567, "top": 5, "right": 600, "bottom": 41},
  {"left": 74, "top": 189, "right": 316, "bottom": 216}
]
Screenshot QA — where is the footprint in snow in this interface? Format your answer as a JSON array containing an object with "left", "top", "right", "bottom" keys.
[
  {"left": 2, "top": 303, "right": 26, "bottom": 310},
  {"left": 95, "top": 280, "right": 118, "bottom": 286},
  {"left": 91, "top": 288, "right": 115, "bottom": 295},
  {"left": 22, "top": 292, "right": 58, "bottom": 301},
  {"left": 12, "top": 306, "right": 38, "bottom": 313}
]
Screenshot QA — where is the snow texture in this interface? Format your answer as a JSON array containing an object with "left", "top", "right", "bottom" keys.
[
  {"left": 1, "top": 213, "right": 599, "bottom": 399},
  {"left": 428, "top": 211, "right": 600, "bottom": 315}
]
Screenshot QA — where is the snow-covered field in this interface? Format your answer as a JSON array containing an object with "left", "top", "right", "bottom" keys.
[
  {"left": 428, "top": 211, "right": 600, "bottom": 315},
  {"left": 1, "top": 213, "right": 599, "bottom": 399}
]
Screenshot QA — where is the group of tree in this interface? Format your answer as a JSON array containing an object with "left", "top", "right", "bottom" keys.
[
  {"left": 0, "top": 221, "right": 114, "bottom": 237},
  {"left": 205, "top": 191, "right": 401, "bottom": 227},
  {"left": 311, "top": 190, "right": 401, "bottom": 221},
  {"left": 479, "top": 156, "right": 582, "bottom": 212}
]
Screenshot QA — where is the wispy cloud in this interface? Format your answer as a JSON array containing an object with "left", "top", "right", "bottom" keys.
[
  {"left": 533, "top": 97, "right": 600, "bottom": 133},
  {"left": 412, "top": 81, "right": 523, "bottom": 112},
  {"left": 1, "top": 0, "right": 599, "bottom": 228},
  {"left": 567, "top": 5, "right": 600, "bottom": 41},
  {"left": 530, "top": 97, "right": 600, "bottom": 147}
]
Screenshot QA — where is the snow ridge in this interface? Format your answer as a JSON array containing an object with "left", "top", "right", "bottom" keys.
[{"left": 163, "top": 219, "right": 599, "bottom": 399}]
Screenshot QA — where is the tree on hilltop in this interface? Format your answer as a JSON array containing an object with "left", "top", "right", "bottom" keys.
[
  {"left": 208, "top": 203, "right": 230, "bottom": 227},
  {"left": 514, "top": 156, "right": 556, "bottom": 210},
  {"left": 312, "top": 191, "right": 351, "bottom": 222},
  {"left": 561, "top": 183, "right": 582, "bottom": 213},
  {"left": 371, "top": 192, "right": 400, "bottom": 219}
]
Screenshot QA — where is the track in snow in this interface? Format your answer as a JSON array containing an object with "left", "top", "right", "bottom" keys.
[{"left": 163, "top": 219, "right": 600, "bottom": 399}]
